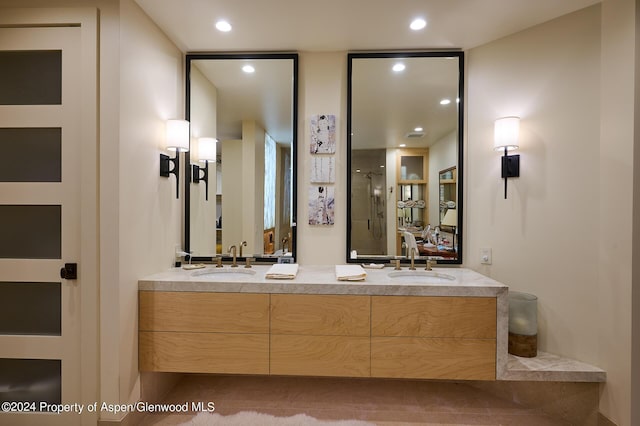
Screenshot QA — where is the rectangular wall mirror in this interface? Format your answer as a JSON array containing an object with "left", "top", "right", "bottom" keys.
[
  {"left": 347, "top": 52, "right": 463, "bottom": 264},
  {"left": 185, "top": 53, "right": 297, "bottom": 262}
]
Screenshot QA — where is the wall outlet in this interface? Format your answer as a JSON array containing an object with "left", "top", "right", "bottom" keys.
[{"left": 480, "top": 247, "right": 492, "bottom": 265}]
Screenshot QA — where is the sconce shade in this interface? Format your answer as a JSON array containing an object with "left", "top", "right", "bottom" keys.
[
  {"left": 494, "top": 116, "right": 520, "bottom": 151},
  {"left": 198, "top": 137, "right": 217, "bottom": 162},
  {"left": 441, "top": 208, "right": 457, "bottom": 227},
  {"left": 165, "top": 119, "right": 190, "bottom": 152}
]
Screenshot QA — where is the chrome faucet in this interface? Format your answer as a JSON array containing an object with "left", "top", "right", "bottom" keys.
[
  {"left": 228, "top": 245, "right": 238, "bottom": 267},
  {"left": 239, "top": 240, "right": 247, "bottom": 257}
]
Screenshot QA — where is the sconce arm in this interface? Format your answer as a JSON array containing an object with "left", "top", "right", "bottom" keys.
[{"left": 160, "top": 152, "right": 180, "bottom": 199}]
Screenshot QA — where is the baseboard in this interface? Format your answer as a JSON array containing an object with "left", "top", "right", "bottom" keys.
[
  {"left": 469, "top": 381, "right": 600, "bottom": 425},
  {"left": 97, "top": 410, "right": 145, "bottom": 426},
  {"left": 97, "top": 372, "right": 183, "bottom": 425},
  {"left": 598, "top": 412, "right": 617, "bottom": 426}
]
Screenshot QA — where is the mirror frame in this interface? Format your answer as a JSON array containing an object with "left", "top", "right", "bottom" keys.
[
  {"left": 346, "top": 51, "right": 464, "bottom": 265},
  {"left": 184, "top": 52, "right": 298, "bottom": 263}
]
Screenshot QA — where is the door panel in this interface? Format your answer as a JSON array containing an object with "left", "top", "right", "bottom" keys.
[
  {"left": 0, "top": 25, "right": 85, "bottom": 426},
  {"left": 0, "top": 127, "right": 62, "bottom": 182},
  {"left": 0, "top": 50, "right": 62, "bottom": 105}
]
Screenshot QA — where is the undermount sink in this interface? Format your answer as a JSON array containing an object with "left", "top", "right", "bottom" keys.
[
  {"left": 387, "top": 270, "right": 456, "bottom": 284},
  {"left": 191, "top": 268, "right": 257, "bottom": 278}
]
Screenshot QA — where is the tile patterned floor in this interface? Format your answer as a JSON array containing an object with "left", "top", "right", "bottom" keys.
[{"left": 139, "top": 375, "right": 571, "bottom": 426}]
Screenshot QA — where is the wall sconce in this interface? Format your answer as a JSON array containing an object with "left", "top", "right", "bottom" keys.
[
  {"left": 192, "top": 137, "right": 217, "bottom": 201},
  {"left": 160, "top": 119, "right": 190, "bottom": 198},
  {"left": 494, "top": 116, "right": 520, "bottom": 199}
]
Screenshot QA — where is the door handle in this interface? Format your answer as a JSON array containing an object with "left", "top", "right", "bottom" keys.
[{"left": 60, "top": 263, "right": 78, "bottom": 280}]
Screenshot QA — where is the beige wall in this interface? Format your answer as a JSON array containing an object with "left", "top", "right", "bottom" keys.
[
  {"left": 117, "top": 0, "right": 184, "bottom": 419},
  {"left": 221, "top": 139, "right": 243, "bottom": 251},
  {"left": 467, "top": 4, "right": 601, "bottom": 360},
  {"left": 297, "top": 52, "right": 347, "bottom": 264},
  {"left": 242, "top": 121, "right": 266, "bottom": 255},
  {"left": 466, "top": 3, "right": 635, "bottom": 424},
  {"left": 633, "top": 1, "right": 640, "bottom": 422},
  {"left": 598, "top": 1, "right": 635, "bottom": 424}
]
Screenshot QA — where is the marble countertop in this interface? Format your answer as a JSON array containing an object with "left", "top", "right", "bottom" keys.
[
  {"left": 138, "top": 264, "right": 508, "bottom": 297},
  {"left": 502, "top": 351, "right": 606, "bottom": 382}
]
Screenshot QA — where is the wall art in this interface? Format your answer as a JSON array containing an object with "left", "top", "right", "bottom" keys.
[
  {"left": 310, "top": 114, "right": 336, "bottom": 154},
  {"left": 310, "top": 156, "right": 336, "bottom": 183},
  {"left": 308, "top": 185, "right": 335, "bottom": 225}
]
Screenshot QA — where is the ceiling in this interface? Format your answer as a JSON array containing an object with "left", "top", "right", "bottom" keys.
[
  {"left": 135, "top": 0, "right": 599, "bottom": 150},
  {"left": 191, "top": 58, "right": 293, "bottom": 143},
  {"left": 135, "top": 0, "right": 599, "bottom": 52}
]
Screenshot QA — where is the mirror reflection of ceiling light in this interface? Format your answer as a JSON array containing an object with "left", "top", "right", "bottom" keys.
[
  {"left": 392, "top": 63, "right": 406, "bottom": 72},
  {"left": 380, "top": 165, "right": 385, "bottom": 168},
  {"left": 414, "top": 127, "right": 423, "bottom": 132},
  {"left": 215, "top": 20, "right": 232, "bottom": 32},
  {"left": 242, "top": 65, "right": 255, "bottom": 73},
  {"left": 410, "top": 18, "right": 427, "bottom": 31},
  {"left": 399, "top": 143, "right": 407, "bottom": 147},
  {"left": 440, "top": 98, "right": 451, "bottom": 105}
]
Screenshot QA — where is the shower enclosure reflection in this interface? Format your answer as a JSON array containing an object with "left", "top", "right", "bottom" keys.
[{"left": 351, "top": 149, "right": 387, "bottom": 255}]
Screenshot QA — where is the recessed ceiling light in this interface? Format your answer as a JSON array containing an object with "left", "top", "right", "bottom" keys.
[
  {"left": 242, "top": 65, "right": 255, "bottom": 73},
  {"left": 399, "top": 143, "right": 407, "bottom": 147},
  {"left": 414, "top": 127, "right": 423, "bottom": 132},
  {"left": 410, "top": 18, "right": 426, "bottom": 31},
  {"left": 215, "top": 20, "right": 232, "bottom": 32},
  {"left": 392, "top": 63, "right": 406, "bottom": 72},
  {"left": 440, "top": 98, "right": 451, "bottom": 105},
  {"left": 380, "top": 165, "right": 385, "bottom": 168},
  {"left": 356, "top": 169, "right": 361, "bottom": 173}
]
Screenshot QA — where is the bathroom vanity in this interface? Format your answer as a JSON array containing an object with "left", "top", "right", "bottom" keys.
[{"left": 138, "top": 266, "right": 508, "bottom": 381}]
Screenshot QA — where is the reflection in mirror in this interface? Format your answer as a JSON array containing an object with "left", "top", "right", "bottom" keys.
[
  {"left": 347, "top": 52, "right": 463, "bottom": 264},
  {"left": 185, "top": 54, "right": 297, "bottom": 261}
]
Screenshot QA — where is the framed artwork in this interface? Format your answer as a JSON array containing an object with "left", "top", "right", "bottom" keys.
[
  {"left": 308, "top": 185, "right": 335, "bottom": 225},
  {"left": 310, "top": 156, "right": 335, "bottom": 183},
  {"left": 310, "top": 114, "right": 336, "bottom": 154}
]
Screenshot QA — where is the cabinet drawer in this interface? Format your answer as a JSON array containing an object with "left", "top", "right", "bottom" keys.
[
  {"left": 371, "top": 337, "right": 495, "bottom": 380},
  {"left": 139, "top": 291, "right": 269, "bottom": 333},
  {"left": 371, "top": 296, "right": 496, "bottom": 338},
  {"left": 139, "top": 331, "right": 269, "bottom": 374},
  {"left": 271, "top": 335, "right": 370, "bottom": 377},
  {"left": 271, "top": 294, "right": 370, "bottom": 336}
]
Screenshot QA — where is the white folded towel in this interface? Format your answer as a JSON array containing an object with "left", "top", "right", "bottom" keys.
[
  {"left": 335, "top": 265, "right": 367, "bottom": 281},
  {"left": 265, "top": 263, "right": 299, "bottom": 279}
]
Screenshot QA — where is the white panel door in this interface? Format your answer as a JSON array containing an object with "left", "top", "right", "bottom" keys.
[{"left": 0, "top": 23, "right": 95, "bottom": 426}]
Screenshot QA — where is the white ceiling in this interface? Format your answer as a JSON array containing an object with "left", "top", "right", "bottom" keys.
[
  {"left": 135, "top": 0, "right": 599, "bottom": 52},
  {"left": 192, "top": 58, "right": 293, "bottom": 143},
  {"left": 135, "top": 0, "right": 600, "bottom": 150}
]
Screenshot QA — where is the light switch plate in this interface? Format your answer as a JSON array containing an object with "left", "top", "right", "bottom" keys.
[{"left": 480, "top": 247, "right": 492, "bottom": 265}]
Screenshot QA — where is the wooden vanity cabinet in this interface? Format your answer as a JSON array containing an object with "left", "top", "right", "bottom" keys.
[
  {"left": 139, "top": 291, "right": 498, "bottom": 380},
  {"left": 270, "top": 294, "right": 370, "bottom": 377},
  {"left": 371, "top": 296, "right": 497, "bottom": 380},
  {"left": 139, "top": 291, "right": 270, "bottom": 374}
]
